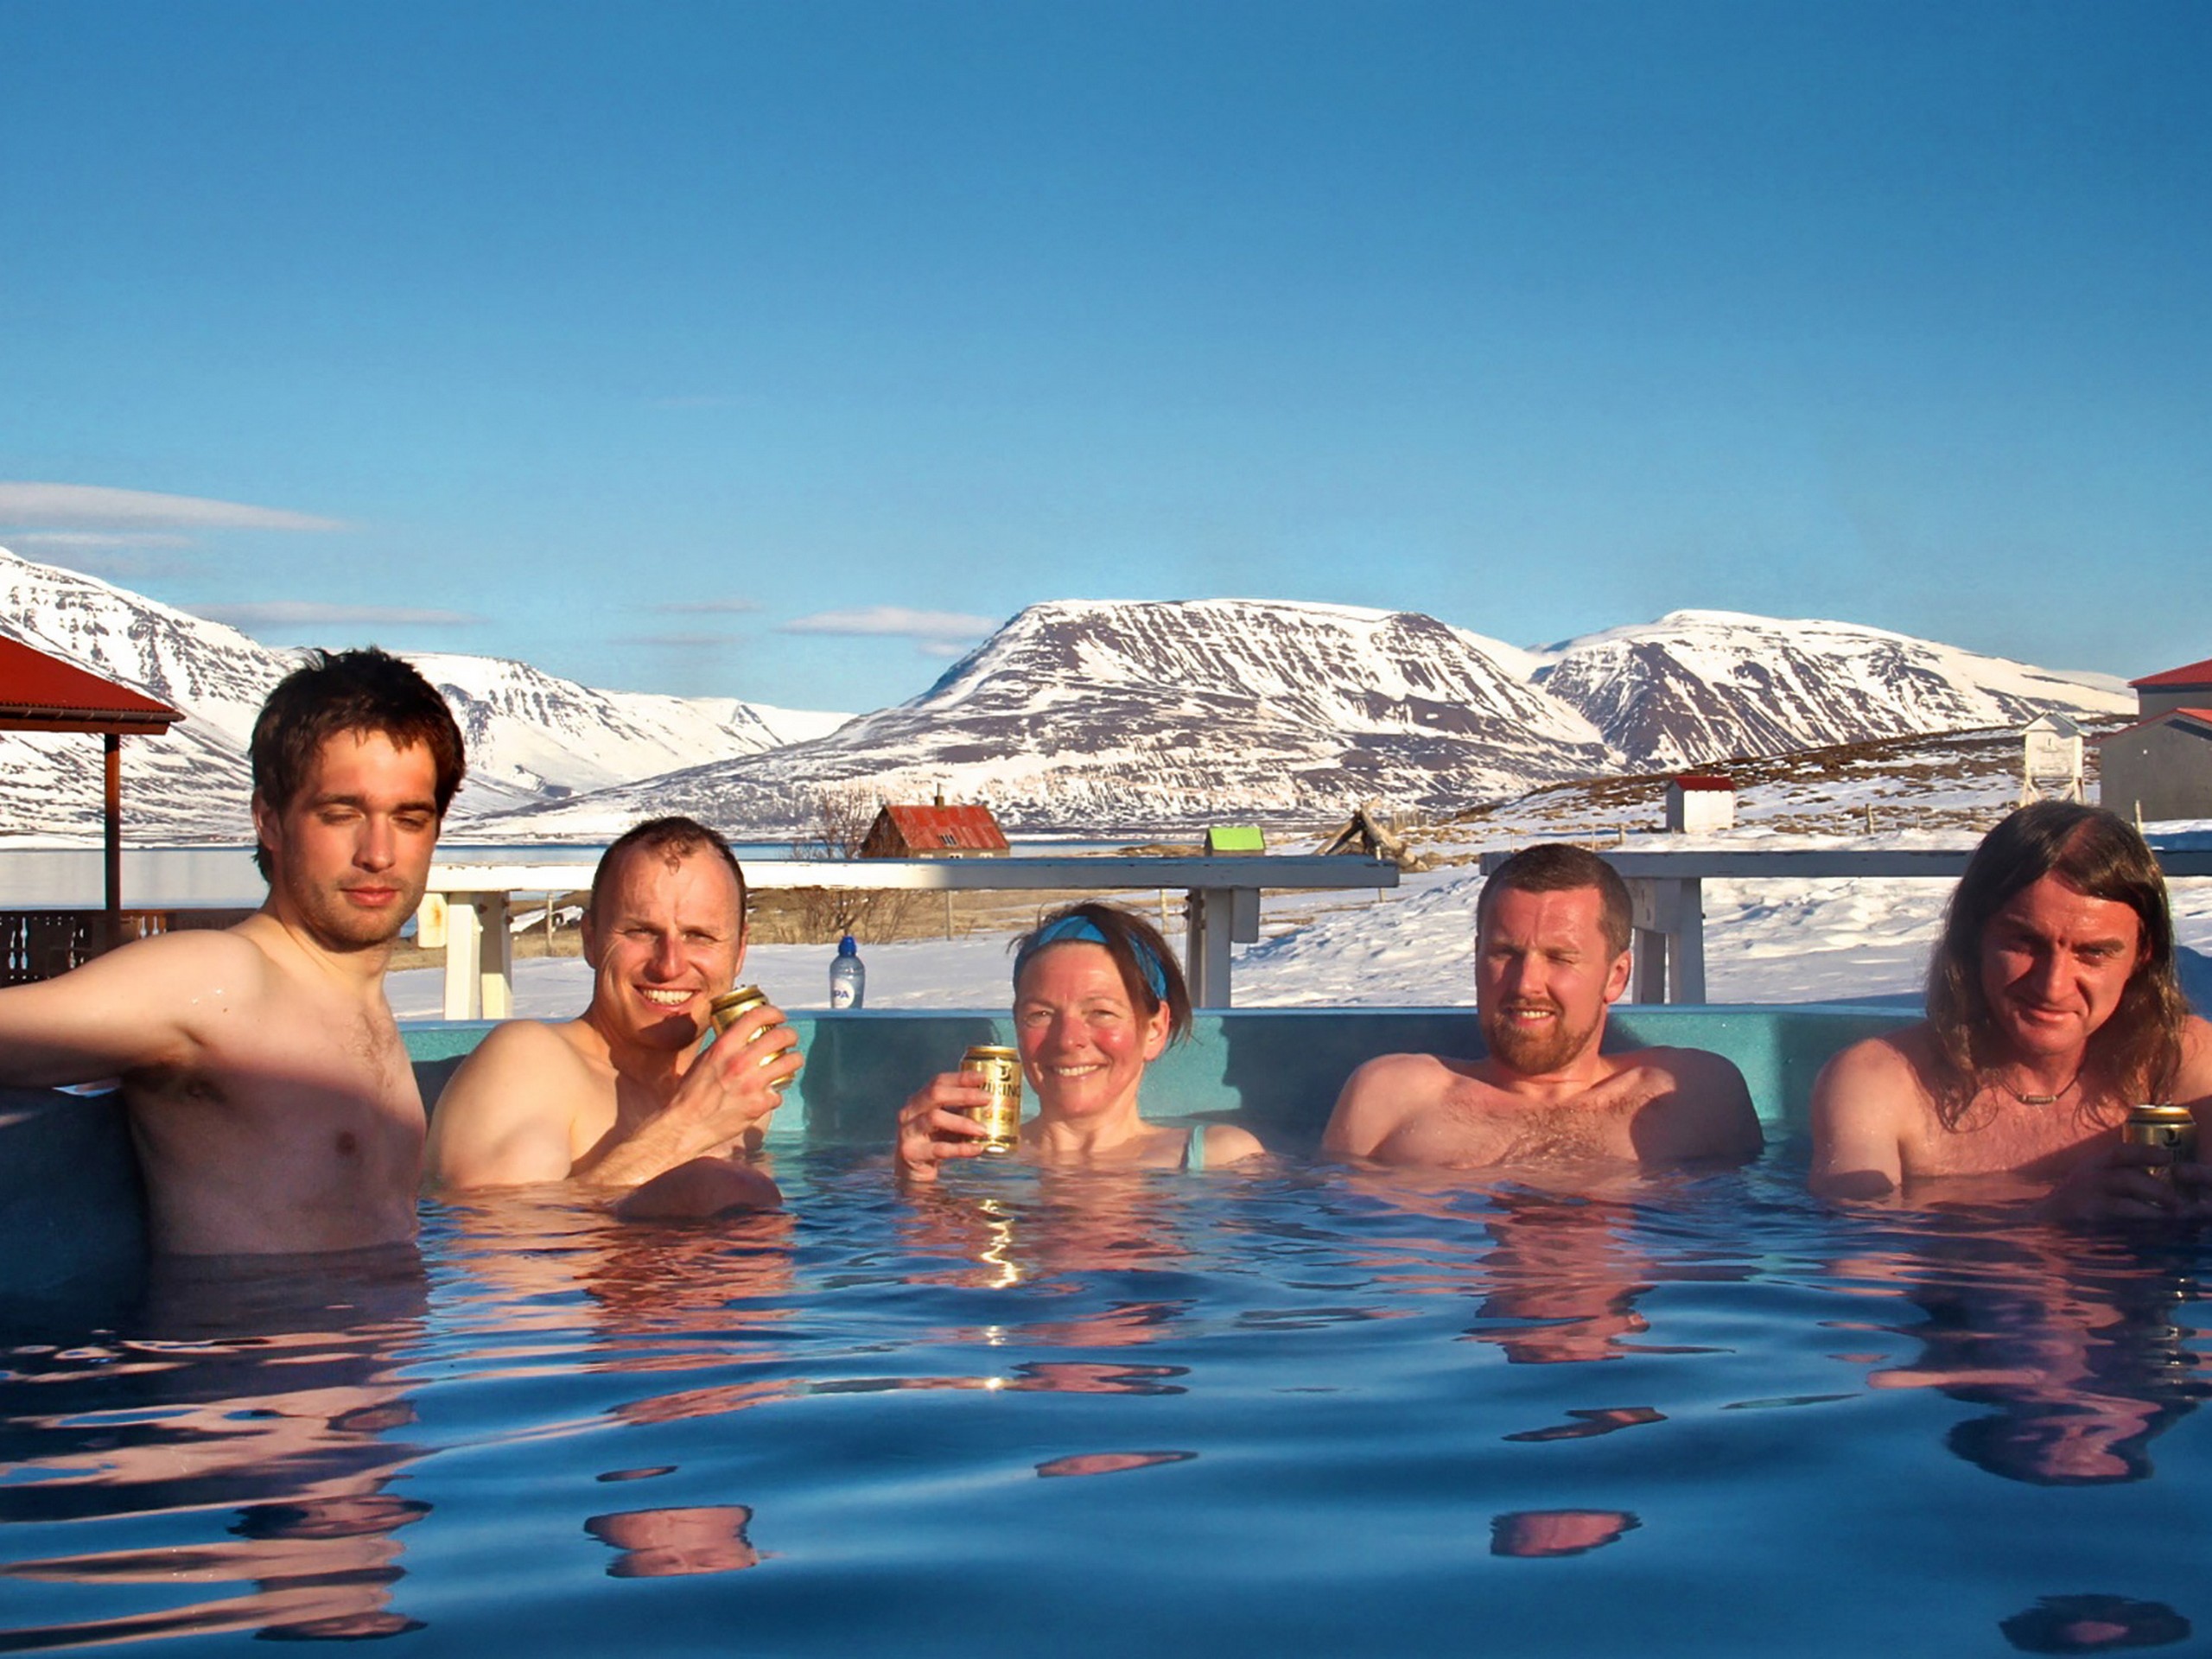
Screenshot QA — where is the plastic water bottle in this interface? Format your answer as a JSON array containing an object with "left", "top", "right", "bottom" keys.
[{"left": 830, "top": 933, "right": 866, "bottom": 1009}]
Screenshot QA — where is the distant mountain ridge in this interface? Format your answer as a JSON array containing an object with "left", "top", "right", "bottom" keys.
[
  {"left": 477, "top": 599, "right": 1620, "bottom": 839},
  {"left": 0, "top": 549, "right": 840, "bottom": 840},
  {"left": 1532, "top": 609, "right": 2130, "bottom": 772},
  {"left": 476, "top": 598, "right": 2131, "bottom": 840},
  {"left": 0, "top": 549, "right": 2133, "bottom": 842}
]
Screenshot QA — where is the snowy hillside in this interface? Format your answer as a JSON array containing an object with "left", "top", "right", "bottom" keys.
[
  {"left": 472, "top": 600, "right": 1619, "bottom": 839},
  {"left": 1534, "top": 609, "right": 2133, "bottom": 770},
  {"left": 0, "top": 546, "right": 2143, "bottom": 846},
  {"left": 0, "top": 548, "right": 843, "bottom": 839}
]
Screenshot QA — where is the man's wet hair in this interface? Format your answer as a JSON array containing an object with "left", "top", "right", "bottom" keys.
[
  {"left": 1926, "top": 801, "right": 2188, "bottom": 1122},
  {"left": 250, "top": 648, "right": 467, "bottom": 879},
  {"left": 590, "top": 817, "right": 748, "bottom": 924},
  {"left": 1477, "top": 843, "right": 1633, "bottom": 958},
  {"left": 1012, "top": 900, "right": 1192, "bottom": 1046}
]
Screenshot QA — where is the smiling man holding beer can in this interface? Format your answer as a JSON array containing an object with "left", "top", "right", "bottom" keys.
[{"left": 427, "top": 815, "right": 793, "bottom": 1216}]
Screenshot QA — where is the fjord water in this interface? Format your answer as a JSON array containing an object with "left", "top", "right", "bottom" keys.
[{"left": 3, "top": 1154, "right": 2204, "bottom": 1654}]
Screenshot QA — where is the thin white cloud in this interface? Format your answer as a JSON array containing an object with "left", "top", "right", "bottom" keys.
[
  {"left": 0, "top": 482, "right": 345, "bottom": 533},
  {"left": 780, "top": 606, "right": 997, "bottom": 644},
  {"left": 621, "top": 631, "right": 732, "bottom": 648},
  {"left": 649, "top": 596, "right": 759, "bottom": 614},
  {"left": 4, "top": 530, "right": 195, "bottom": 550},
  {"left": 200, "top": 601, "right": 480, "bottom": 628}
]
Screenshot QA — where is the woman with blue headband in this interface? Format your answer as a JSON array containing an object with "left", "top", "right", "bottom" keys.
[{"left": 894, "top": 902, "right": 1263, "bottom": 1179}]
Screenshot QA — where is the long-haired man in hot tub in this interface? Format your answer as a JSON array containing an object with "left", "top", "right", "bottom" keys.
[
  {"left": 1811, "top": 803, "right": 2212, "bottom": 1215},
  {"left": 1325, "top": 842, "right": 1761, "bottom": 1169},
  {"left": 0, "top": 647, "right": 466, "bottom": 1255}
]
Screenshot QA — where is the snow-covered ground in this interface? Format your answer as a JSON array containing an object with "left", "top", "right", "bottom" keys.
[
  {"left": 389, "top": 847, "right": 2212, "bottom": 1020},
  {"left": 386, "top": 738, "right": 2212, "bottom": 1021}
]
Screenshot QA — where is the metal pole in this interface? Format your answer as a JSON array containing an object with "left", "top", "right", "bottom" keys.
[{"left": 102, "top": 734, "right": 122, "bottom": 952}]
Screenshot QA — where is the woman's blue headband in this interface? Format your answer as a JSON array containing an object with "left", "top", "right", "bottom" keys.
[{"left": 1013, "top": 914, "right": 1170, "bottom": 1002}]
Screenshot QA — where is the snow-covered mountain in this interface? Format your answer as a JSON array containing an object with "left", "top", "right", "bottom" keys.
[
  {"left": 1532, "top": 609, "right": 2133, "bottom": 770},
  {"left": 487, "top": 600, "right": 2138, "bottom": 840},
  {"left": 471, "top": 599, "right": 1613, "bottom": 838},
  {"left": 0, "top": 545, "right": 2140, "bottom": 845},
  {"left": 0, "top": 549, "right": 843, "bottom": 840}
]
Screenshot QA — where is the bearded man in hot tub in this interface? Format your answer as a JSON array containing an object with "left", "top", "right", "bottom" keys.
[
  {"left": 424, "top": 815, "right": 792, "bottom": 1217},
  {"left": 1325, "top": 842, "right": 1762, "bottom": 1168},
  {"left": 1811, "top": 802, "right": 2212, "bottom": 1215},
  {"left": 0, "top": 647, "right": 465, "bottom": 1255}
]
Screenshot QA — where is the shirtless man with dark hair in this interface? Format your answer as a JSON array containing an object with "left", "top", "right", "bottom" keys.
[
  {"left": 424, "top": 816, "right": 791, "bottom": 1216},
  {"left": 1325, "top": 843, "right": 1760, "bottom": 1169},
  {"left": 0, "top": 647, "right": 466, "bottom": 1255},
  {"left": 1812, "top": 803, "right": 2212, "bottom": 1215}
]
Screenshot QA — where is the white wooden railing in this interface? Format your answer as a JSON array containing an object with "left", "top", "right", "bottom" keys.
[{"left": 423, "top": 855, "right": 1402, "bottom": 1019}]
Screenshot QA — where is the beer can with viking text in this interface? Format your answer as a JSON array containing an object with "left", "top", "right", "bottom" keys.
[
  {"left": 959, "top": 1046, "right": 1023, "bottom": 1154},
  {"left": 2124, "top": 1104, "right": 2197, "bottom": 1179},
  {"left": 709, "top": 985, "right": 794, "bottom": 1093}
]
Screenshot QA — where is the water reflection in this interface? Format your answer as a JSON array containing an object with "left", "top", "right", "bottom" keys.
[
  {"left": 1467, "top": 1185, "right": 1663, "bottom": 1366},
  {"left": 1336, "top": 1170, "right": 1703, "bottom": 1367},
  {"left": 1035, "top": 1449, "right": 1196, "bottom": 1478},
  {"left": 1847, "top": 1221, "right": 2206, "bottom": 1484},
  {"left": 584, "top": 1504, "right": 760, "bottom": 1578},
  {"left": 1489, "top": 1509, "right": 1641, "bottom": 1558},
  {"left": 0, "top": 1245, "right": 429, "bottom": 1645},
  {"left": 1999, "top": 1593, "right": 2194, "bottom": 1653}
]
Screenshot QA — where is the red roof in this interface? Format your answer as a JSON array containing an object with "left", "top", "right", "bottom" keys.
[
  {"left": 869, "top": 804, "right": 1009, "bottom": 854},
  {"left": 1670, "top": 773, "right": 1735, "bottom": 791},
  {"left": 2131, "top": 657, "right": 2212, "bottom": 690},
  {"left": 0, "top": 636, "right": 182, "bottom": 734},
  {"left": 2098, "top": 707, "right": 2212, "bottom": 742}
]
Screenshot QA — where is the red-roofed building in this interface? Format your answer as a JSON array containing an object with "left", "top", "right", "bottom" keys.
[
  {"left": 0, "top": 635, "right": 185, "bottom": 969},
  {"left": 1664, "top": 772, "right": 1735, "bottom": 834},
  {"left": 0, "top": 636, "right": 182, "bottom": 733},
  {"left": 859, "top": 801, "right": 1010, "bottom": 859},
  {"left": 2132, "top": 658, "right": 2212, "bottom": 721},
  {"left": 2099, "top": 706, "right": 2212, "bottom": 824}
]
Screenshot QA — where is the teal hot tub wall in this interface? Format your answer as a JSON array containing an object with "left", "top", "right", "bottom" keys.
[{"left": 0, "top": 1004, "right": 1911, "bottom": 1301}]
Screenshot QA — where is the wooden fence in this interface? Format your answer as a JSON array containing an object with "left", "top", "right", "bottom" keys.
[{"left": 0, "top": 908, "right": 258, "bottom": 986}]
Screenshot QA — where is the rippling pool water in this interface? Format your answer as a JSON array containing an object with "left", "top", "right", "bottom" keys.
[{"left": 3, "top": 1153, "right": 2206, "bottom": 1654}]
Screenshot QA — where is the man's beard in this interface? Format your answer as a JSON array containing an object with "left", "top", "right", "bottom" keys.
[
  {"left": 1482, "top": 998, "right": 1603, "bottom": 1077},
  {"left": 286, "top": 877, "right": 423, "bottom": 953}
]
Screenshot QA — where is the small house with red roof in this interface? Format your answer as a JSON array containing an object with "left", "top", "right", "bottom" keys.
[
  {"left": 2130, "top": 658, "right": 2212, "bottom": 721},
  {"left": 1664, "top": 772, "right": 1735, "bottom": 835},
  {"left": 2098, "top": 658, "right": 2212, "bottom": 823},
  {"left": 858, "top": 799, "right": 1010, "bottom": 859}
]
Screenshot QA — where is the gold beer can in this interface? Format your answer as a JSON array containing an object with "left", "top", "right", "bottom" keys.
[
  {"left": 959, "top": 1046, "right": 1023, "bottom": 1154},
  {"left": 2124, "top": 1104, "right": 2197, "bottom": 1179},
  {"left": 709, "top": 985, "right": 793, "bottom": 1093}
]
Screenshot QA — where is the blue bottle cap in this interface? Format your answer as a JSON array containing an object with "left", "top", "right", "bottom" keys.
[{"left": 837, "top": 934, "right": 858, "bottom": 956}]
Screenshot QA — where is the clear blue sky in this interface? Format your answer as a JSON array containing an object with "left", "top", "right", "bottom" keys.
[{"left": 3, "top": 1, "right": 2206, "bottom": 709}]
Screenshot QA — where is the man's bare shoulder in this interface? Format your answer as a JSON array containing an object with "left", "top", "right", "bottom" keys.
[
  {"left": 84, "top": 921, "right": 278, "bottom": 992},
  {"left": 1808, "top": 1021, "right": 1936, "bottom": 1198},
  {"left": 1323, "top": 1051, "right": 1473, "bottom": 1156},
  {"left": 1815, "top": 1023, "right": 1937, "bottom": 1105},
  {"left": 1607, "top": 1045, "right": 1763, "bottom": 1158},
  {"left": 427, "top": 1019, "right": 605, "bottom": 1190},
  {"left": 2174, "top": 1013, "right": 2212, "bottom": 1109},
  {"left": 0, "top": 924, "right": 286, "bottom": 1084},
  {"left": 443, "top": 1018, "right": 599, "bottom": 1103},
  {"left": 1611, "top": 1043, "right": 1747, "bottom": 1091}
]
